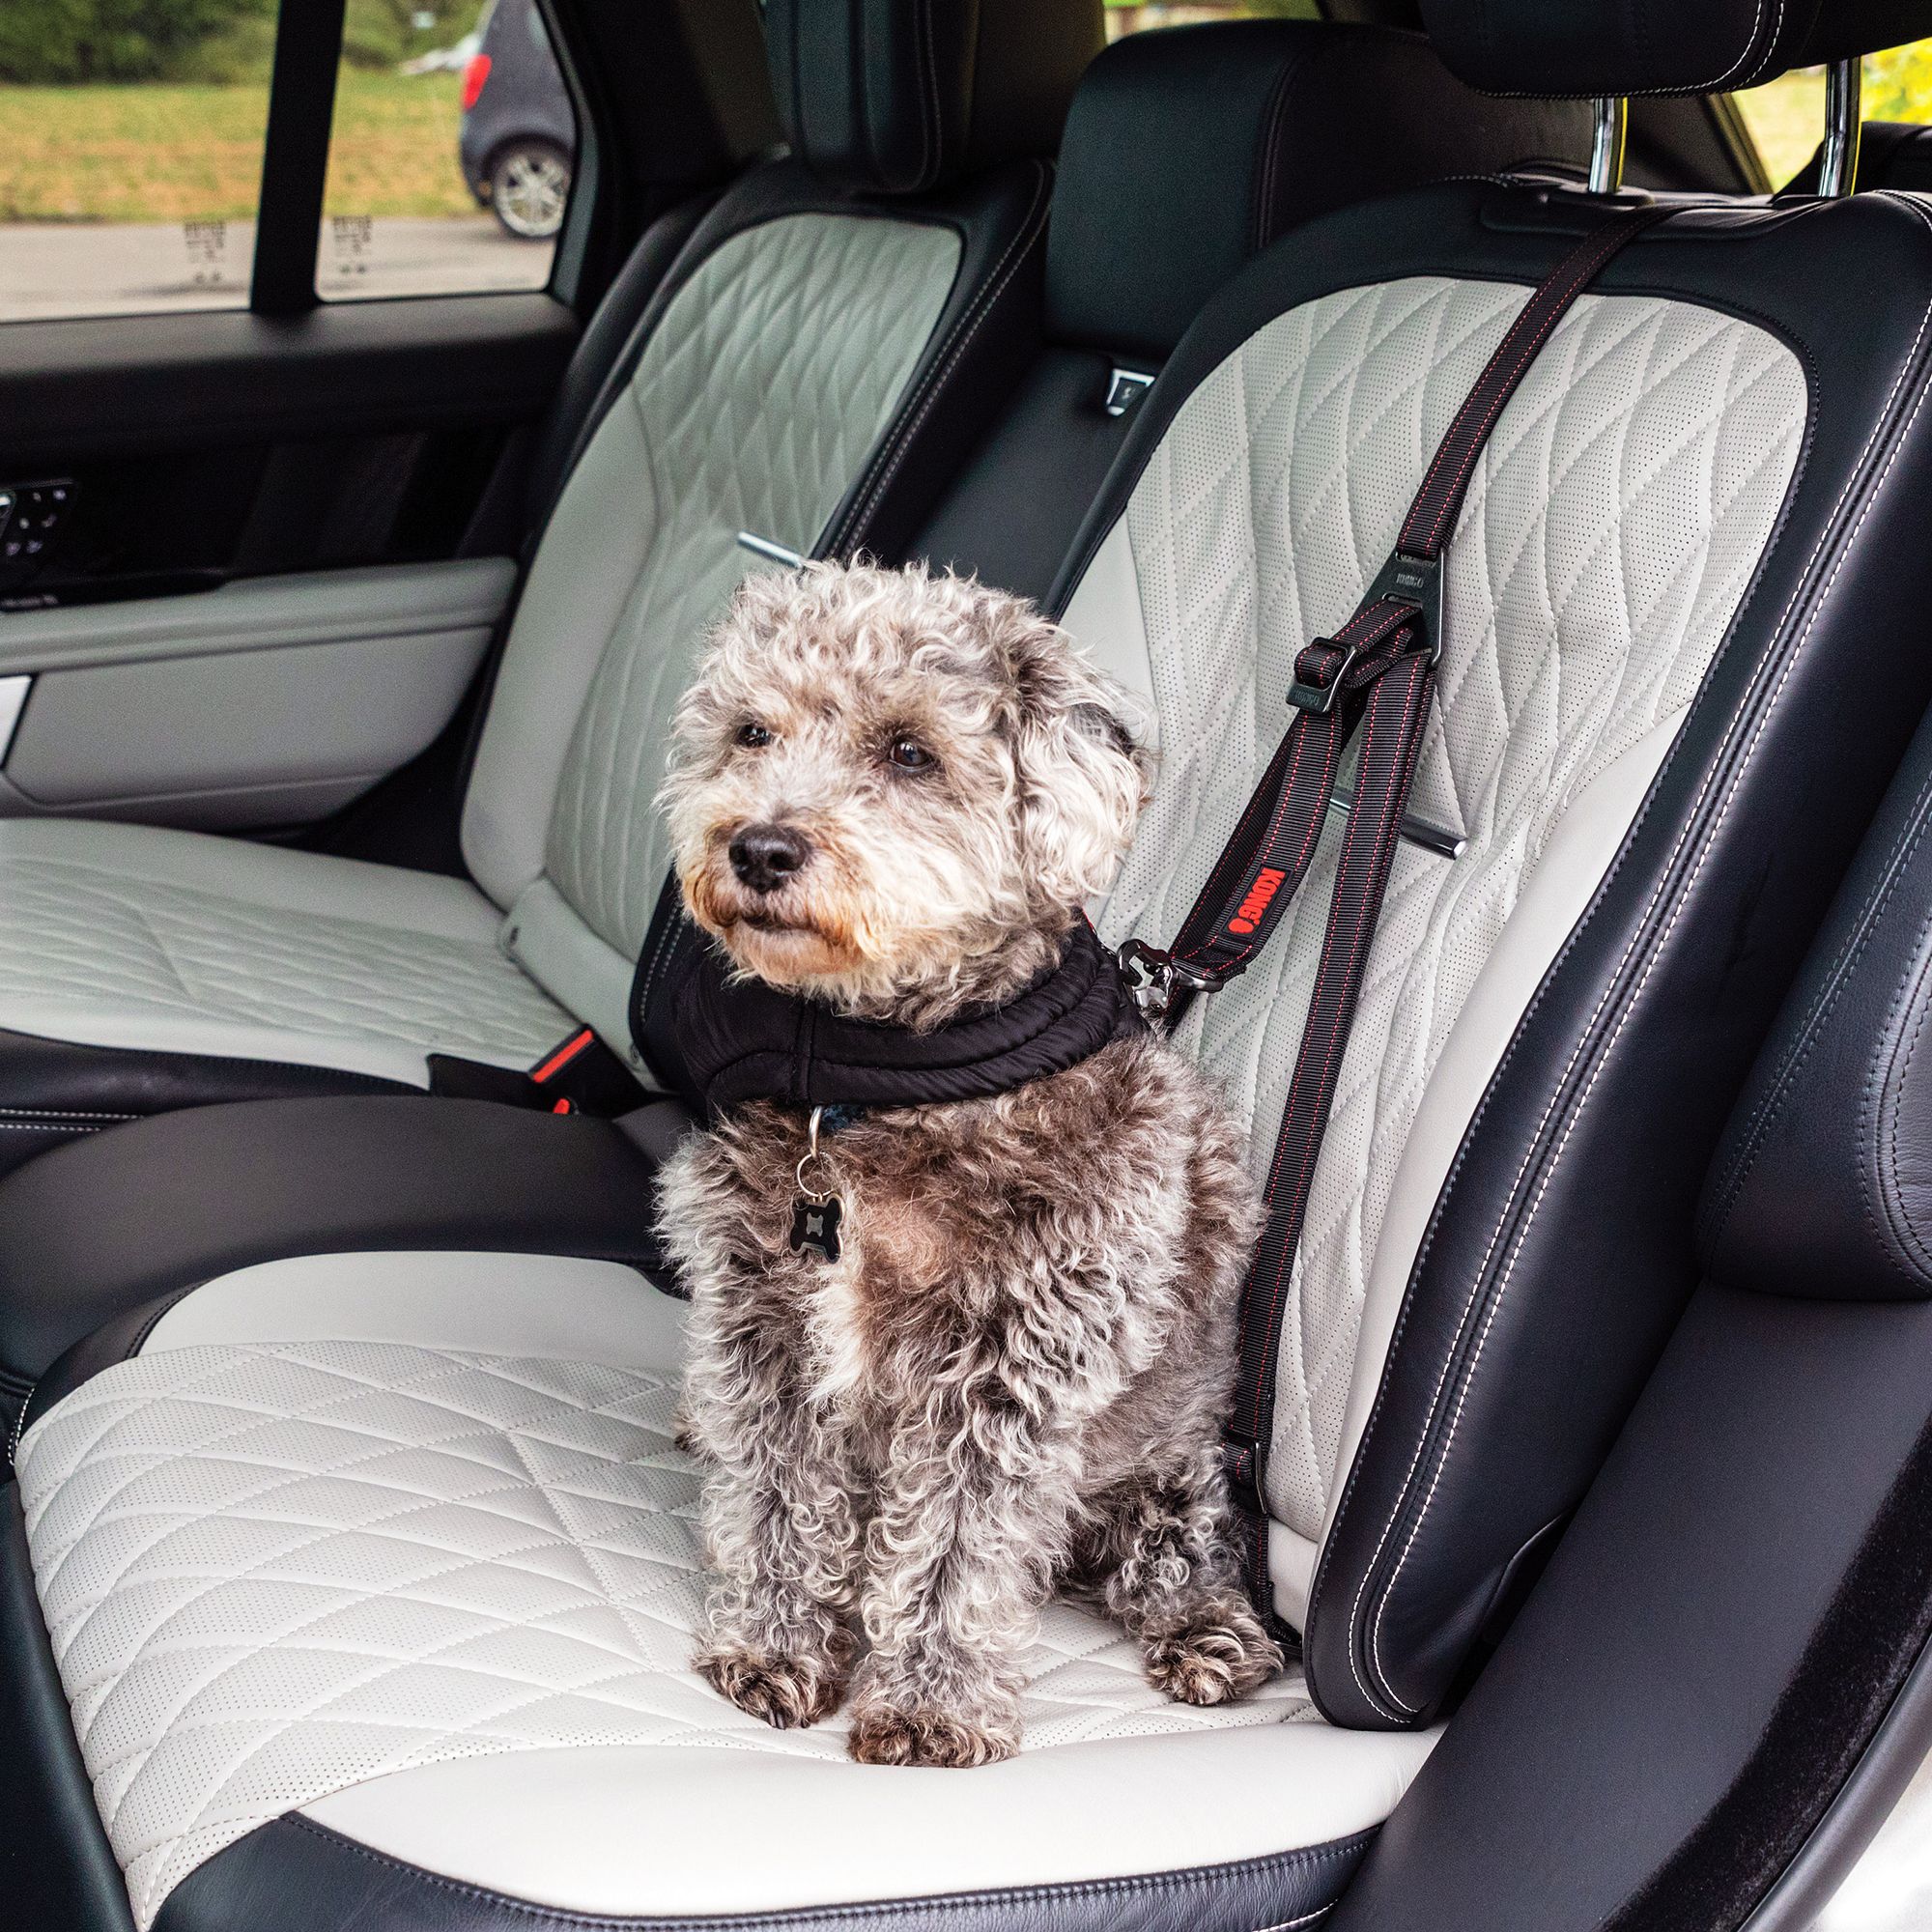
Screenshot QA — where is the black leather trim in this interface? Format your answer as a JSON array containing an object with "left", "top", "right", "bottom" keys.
[
  {"left": 0, "top": 1486, "right": 134, "bottom": 1932},
  {"left": 1781, "top": 119, "right": 1932, "bottom": 197},
  {"left": 819, "top": 160, "right": 1054, "bottom": 567},
  {"left": 1702, "top": 696, "right": 1932, "bottom": 1302},
  {"left": 1045, "top": 20, "right": 1590, "bottom": 364},
  {"left": 906, "top": 346, "right": 1132, "bottom": 606},
  {"left": 760, "top": 0, "right": 1100, "bottom": 196},
  {"left": 1417, "top": 0, "right": 1932, "bottom": 99},
  {"left": 0, "top": 1095, "right": 668, "bottom": 1388},
  {"left": 1602, "top": 1395, "right": 1932, "bottom": 1929},
  {"left": 1042, "top": 178, "right": 1932, "bottom": 1729},
  {"left": 1323, "top": 1285, "right": 1932, "bottom": 1932},
  {"left": 0, "top": 1027, "right": 417, "bottom": 1179},
  {"left": 154, "top": 1815, "right": 1373, "bottom": 1932},
  {"left": 18, "top": 1287, "right": 198, "bottom": 1451}
]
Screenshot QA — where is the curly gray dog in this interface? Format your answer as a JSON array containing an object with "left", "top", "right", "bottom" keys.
[{"left": 656, "top": 560, "right": 1281, "bottom": 1769}]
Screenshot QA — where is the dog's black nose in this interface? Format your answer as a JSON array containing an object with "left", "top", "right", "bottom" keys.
[{"left": 729, "top": 823, "right": 811, "bottom": 894}]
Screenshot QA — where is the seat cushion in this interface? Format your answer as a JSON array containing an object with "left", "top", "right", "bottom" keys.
[
  {"left": 13, "top": 1252, "right": 1435, "bottom": 1931},
  {"left": 0, "top": 818, "right": 571, "bottom": 1090}
]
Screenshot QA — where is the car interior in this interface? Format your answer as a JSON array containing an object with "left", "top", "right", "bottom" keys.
[{"left": 5, "top": 0, "right": 1932, "bottom": 1928}]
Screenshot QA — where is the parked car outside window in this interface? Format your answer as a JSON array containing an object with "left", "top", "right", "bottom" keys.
[{"left": 460, "top": 0, "right": 576, "bottom": 240}]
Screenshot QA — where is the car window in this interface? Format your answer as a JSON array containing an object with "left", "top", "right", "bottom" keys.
[
  {"left": 316, "top": 0, "right": 579, "bottom": 303},
  {"left": 1733, "top": 40, "right": 1932, "bottom": 187},
  {"left": 1104, "top": 0, "right": 1318, "bottom": 37},
  {"left": 0, "top": 1, "right": 278, "bottom": 324},
  {"left": 0, "top": 0, "right": 579, "bottom": 326}
]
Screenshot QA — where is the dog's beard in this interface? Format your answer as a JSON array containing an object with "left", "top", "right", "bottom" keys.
[{"left": 681, "top": 860, "right": 866, "bottom": 984}]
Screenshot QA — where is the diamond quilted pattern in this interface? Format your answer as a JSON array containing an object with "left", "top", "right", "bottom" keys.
[
  {"left": 16, "top": 1343, "right": 1317, "bottom": 1928},
  {"left": 0, "top": 848, "right": 570, "bottom": 1073},
  {"left": 1092, "top": 279, "right": 1806, "bottom": 1537},
  {"left": 544, "top": 213, "right": 962, "bottom": 957}
]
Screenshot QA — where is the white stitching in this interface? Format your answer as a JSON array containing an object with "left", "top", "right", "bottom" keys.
[
  {"left": 1349, "top": 193, "right": 1932, "bottom": 1719},
  {"left": 0, "top": 1109, "right": 137, "bottom": 1122}
]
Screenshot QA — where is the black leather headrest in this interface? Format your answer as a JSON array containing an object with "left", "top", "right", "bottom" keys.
[
  {"left": 762, "top": 0, "right": 1103, "bottom": 195},
  {"left": 1045, "top": 21, "right": 1591, "bottom": 364},
  {"left": 1420, "top": 0, "right": 1932, "bottom": 99}
]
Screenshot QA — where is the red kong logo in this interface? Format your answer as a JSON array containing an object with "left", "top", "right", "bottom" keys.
[{"left": 1227, "top": 867, "right": 1288, "bottom": 936}]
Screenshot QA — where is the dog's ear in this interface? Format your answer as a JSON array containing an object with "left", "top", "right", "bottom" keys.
[{"left": 1002, "top": 610, "right": 1151, "bottom": 910}]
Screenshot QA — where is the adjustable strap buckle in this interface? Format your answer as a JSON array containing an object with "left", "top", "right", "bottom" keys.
[
  {"left": 1220, "top": 1428, "right": 1265, "bottom": 1517},
  {"left": 1115, "top": 938, "right": 1216, "bottom": 1022},
  {"left": 1288, "top": 550, "right": 1443, "bottom": 713}
]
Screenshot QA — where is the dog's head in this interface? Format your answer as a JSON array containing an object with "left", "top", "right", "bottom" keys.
[{"left": 661, "top": 561, "right": 1150, "bottom": 1022}]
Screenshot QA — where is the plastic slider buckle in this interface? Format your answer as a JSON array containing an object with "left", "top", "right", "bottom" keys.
[
  {"left": 1288, "top": 637, "right": 1356, "bottom": 714},
  {"left": 1115, "top": 938, "right": 1215, "bottom": 1022},
  {"left": 1290, "top": 551, "right": 1445, "bottom": 715}
]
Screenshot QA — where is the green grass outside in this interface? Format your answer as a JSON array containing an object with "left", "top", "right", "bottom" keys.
[{"left": 0, "top": 70, "right": 477, "bottom": 224}]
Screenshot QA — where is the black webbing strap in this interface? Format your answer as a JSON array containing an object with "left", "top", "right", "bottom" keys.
[{"left": 1118, "top": 205, "right": 1672, "bottom": 1634}]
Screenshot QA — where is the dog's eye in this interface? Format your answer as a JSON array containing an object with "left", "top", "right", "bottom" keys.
[
  {"left": 735, "top": 723, "right": 774, "bottom": 750},
  {"left": 886, "top": 736, "right": 936, "bottom": 773}
]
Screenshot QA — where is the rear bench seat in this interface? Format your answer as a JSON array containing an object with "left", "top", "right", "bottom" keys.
[
  {"left": 0, "top": 16, "right": 1586, "bottom": 1395},
  {"left": 14, "top": 1, "right": 1932, "bottom": 1927},
  {"left": 0, "top": 6, "right": 1580, "bottom": 1174}
]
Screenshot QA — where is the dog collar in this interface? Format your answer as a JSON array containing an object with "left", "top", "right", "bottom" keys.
[{"left": 639, "top": 918, "right": 1147, "bottom": 1120}]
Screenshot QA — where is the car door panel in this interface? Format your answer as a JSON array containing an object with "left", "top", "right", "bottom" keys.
[
  {"left": 0, "top": 557, "right": 514, "bottom": 830},
  {"left": 0, "top": 296, "right": 576, "bottom": 830}
]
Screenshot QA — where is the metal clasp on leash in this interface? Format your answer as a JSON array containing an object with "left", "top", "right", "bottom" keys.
[{"left": 1116, "top": 938, "right": 1215, "bottom": 1023}]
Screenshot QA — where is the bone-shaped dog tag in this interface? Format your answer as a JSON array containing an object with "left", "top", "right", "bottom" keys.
[{"left": 789, "top": 1193, "right": 842, "bottom": 1263}]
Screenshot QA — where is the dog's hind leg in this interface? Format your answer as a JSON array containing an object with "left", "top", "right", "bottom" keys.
[{"left": 1075, "top": 1454, "right": 1284, "bottom": 1706}]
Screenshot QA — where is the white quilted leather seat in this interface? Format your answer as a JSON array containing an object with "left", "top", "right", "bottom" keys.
[{"left": 13, "top": 1253, "right": 1433, "bottom": 1930}]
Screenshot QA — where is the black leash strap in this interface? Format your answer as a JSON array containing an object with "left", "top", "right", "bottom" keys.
[{"left": 1114, "top": 206, "right": 1672, "bottom": 1633}]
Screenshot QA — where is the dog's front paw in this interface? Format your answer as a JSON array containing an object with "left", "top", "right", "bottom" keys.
[
  {"left": 1143, "top": 1602, "right": 1284, "bottom": 1706},
  {"left": 696, "top": 1644, "right": 847, "bottom": 1730},
  {"left": 847, "top": 1703, "right": 1019, "bottom": 1769}
]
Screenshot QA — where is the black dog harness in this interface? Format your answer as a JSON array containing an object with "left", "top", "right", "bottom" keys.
[{"left": 638, "top": 915, "right": 1145, "bottom": 1122}]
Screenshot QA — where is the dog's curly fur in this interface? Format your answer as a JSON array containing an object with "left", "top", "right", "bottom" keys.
[{"left": 657, "top": 561, "right": 1280, "bottom": 1768}]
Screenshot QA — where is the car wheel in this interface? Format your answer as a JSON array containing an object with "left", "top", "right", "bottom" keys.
[{"left": 489, "top": 140, "right": 572, "bottom": 241}]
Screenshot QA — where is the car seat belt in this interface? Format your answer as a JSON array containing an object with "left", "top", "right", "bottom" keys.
[
  {"left": 1116, "top": 203, "right": 1672, "bottom": 1639},
  {"left": 428, "top": 1025, "right": 645, "bottom": 1116}
]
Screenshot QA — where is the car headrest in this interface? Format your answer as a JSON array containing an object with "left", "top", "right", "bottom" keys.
[
  {"left": 1045, "top": 20, "right": 1592, "bottom": 365},
  {"left": 761, "top": 0, "right": 1103, "bottom": 195},
  {"left": 1419, "top": 0, "right": 1932, "bottom": 99}
]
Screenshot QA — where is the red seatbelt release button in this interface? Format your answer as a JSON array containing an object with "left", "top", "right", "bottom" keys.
[{"left": 530, "top": 1026, "right": 598, "bottom": 1087}]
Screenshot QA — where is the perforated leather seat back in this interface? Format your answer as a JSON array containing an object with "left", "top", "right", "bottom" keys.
[{"left": 1055, "top": 177, "right": 1932, "bottom": 1726}]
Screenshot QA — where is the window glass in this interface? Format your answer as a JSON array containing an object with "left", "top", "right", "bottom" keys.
[
  {"left": 1733, "top": 40, "right": 1932, "bottom": 188},
  {"left": 0, "top": 0, "right": 277, "bottom": 324},
  {"left": 315, "top": 0, "right": 577, "bottom": 302},
  {"left": 1104, "top": 0, "right": 1317, "bottom": 38}
]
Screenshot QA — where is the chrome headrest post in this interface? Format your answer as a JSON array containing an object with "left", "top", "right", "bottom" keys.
[
  {"left": 1820, "top": 56, "right": 1863, "bottom": 197},
  {"left": 1587, "top": 96, "right": 1628, "bottom": 195}
]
